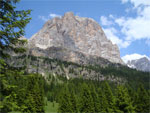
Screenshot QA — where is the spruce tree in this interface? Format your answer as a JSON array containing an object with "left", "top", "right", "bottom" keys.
[
  {"left": 70, "top": 90, "right": 78, "bottom": 112},
  {"left": 115, "top": 85, "right": 135, "bottom": 113},
  {"left": 97, "top": 88, "right": 108, "bottom": 112},
  {"left": 79, "top": 83, "right": 94, "bottom": 112},
  {"left": 102, "top": 81, "right": 116, "bottom": 112},
  {"left": 135, "top": 84, "right": 150, "bottom": 113},
  {"left": 90, "top": 84, "right": 99, "bottom": 112},
  {"left": 21, "top": 74, "right": 45, "bottom": 113},
  {"left": 127, "top": 85, "right": 137, "bottom": 108},
  {"left": 0, "top": 0, "right": 31, "bottom": 112},
  {"left": 58, "top": 85, "right": 72, "bottom": 112},
  {"left": 0, "top": 66, "right": 21, "bottom": 112}
]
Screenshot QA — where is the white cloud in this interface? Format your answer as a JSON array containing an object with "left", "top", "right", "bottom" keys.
[
  {"left": 121, "top": 0, "right": 150, "bottom": 8},
  {"left": 141, "top": 6, "right": 150, "bottom": 19},
  {"left": 116, "top": 16, "right": 150, "bottom": 41},
  {"left": 100, "top": 16, "right": 130, "bottom": 48},
  {"left": 39, "top": 13, "right": 61, "bottom": 22},
  {"left": 122, "top": 53, "right": 149, "bottom": 63},
  {"left": 101, "top": 6, "right": 150, "bottom": 48},
  {"left": 109, "top": 14, "right": 114, "bottom": 19},
  {"left": 100, "top": 16, "right": 113, "bottom": 26},
  {"left": 116, "top": 5, "right": 150, "bottom": 41},
  {"left": 103, "top": 27, "right": 130, "bottom": 48},
  {"left": 100, "top": 0, "right": 150, "bottom": 61},
  {"left": 100, "top": 3, "right": 150, "bottom": 48},
  {"left": 49, "top": 13, "right": 61, "bottom": 18},
  {"left": 115, "top": 17, "right": 125, "bottom": 25}
]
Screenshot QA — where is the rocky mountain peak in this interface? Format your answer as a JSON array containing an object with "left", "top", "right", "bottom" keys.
[
  {"left": 63, "top": 12, "right": 74, "bottom": 18},
  {"left": 29, "top": 12, "right": 124, "bottom": 64},
  {"left": 127, "top": 57, "right": 150, "bottom": 72}
]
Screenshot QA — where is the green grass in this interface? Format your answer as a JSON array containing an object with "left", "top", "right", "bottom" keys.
[
  {"left": 45, "top": 101, "right": 59, "bottom": 113},
  {"left": 9, "top": 101, "right": 59, "bottom": 113}
]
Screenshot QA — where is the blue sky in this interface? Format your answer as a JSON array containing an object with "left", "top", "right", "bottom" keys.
[{"left": 17, "top": 0, "right": 150, "bottom": 61}]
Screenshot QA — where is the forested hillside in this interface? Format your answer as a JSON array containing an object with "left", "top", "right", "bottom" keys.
[
  {"left": 1, "top": 55, "right": 150, "bottom": 112},
  {"left": 11, "top": 55, "right": 150, "bottom": 89},
  {"left": 45, "top": 75, "right": 150, "bottom": 113},
  {"left": 0, "top": 68, "right": 149, "bottom": 112}
]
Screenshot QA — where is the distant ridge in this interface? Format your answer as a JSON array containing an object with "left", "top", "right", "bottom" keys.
[{"left": 126, "top": 57, "right": 150, "bottom": 72}]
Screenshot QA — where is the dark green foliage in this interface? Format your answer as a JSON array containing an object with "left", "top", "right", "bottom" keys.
[
  {"left": 43, "top": 75, "right": 150, "bottom": 113},
  {"left": 135, "top": 84, "right": 150, "bottom": 113},
  {"left": 0, "top": 0, "right": 47, "bottom": 112},
  {"left": 0, "top": 64, "right": 21, "bottom": 112},
  {"left": 79, "top": 83, "right": 95, "bottom": 112},
  {"left": 102, "top": 82, "right": 116, "bottom": 112},
  {"left": 0, "top": 0, "right": 32, "bottom": 112},
  {"left": 58, "top": 85, "right": 78, "bottom": 112},
  {"left": 1, "top": 67, "right": 149, "bottom": 113},
  {"left": 1, "top": 54, "right": 149, "bottom": 112},
  {"left": 58, "top": 86, "right": 73, "bottom": 112},
  {"left": 115, "top": 85, "right": 135, "bottom": 113},
  {"left": 0, "top": 72, "right": 45, "bottom": 112},
  {"left": 23, "top": 74, "right": 45, "bottom": 113},
  {"left": 100, "top": 66, "right": 150, "bottom": 89},
  {"left": 90, "top": 84, "right": 100, "bottom": 112},
  {"left": 97, "top": 88, "right": 108, "bottom": 112}
]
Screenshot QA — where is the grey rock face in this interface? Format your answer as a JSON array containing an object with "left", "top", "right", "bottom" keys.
[
  {"left": 29, "top": 46, "right": 114, "bottom": 66},
  {"left": 127, "top": 57, "right": 150, "bottom": 72},
  {"left": 29, "top": 12, "right": 123, "bottom": 64}
]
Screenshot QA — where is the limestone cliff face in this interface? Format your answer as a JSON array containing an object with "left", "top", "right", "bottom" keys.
[{"left": 29, "top": 12, "right": 123, "bottom": 64}]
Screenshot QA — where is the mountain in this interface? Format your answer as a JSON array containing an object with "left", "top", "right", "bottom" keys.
[
  {"left": 9, "top": 12, "right": 143, "bottom": 83},
  {"left": 9, "top": 12, "right": 150, "bottom": 83},
  {"left": 126, "top": 57, "right": 150, "bottom": 72},
  {"left": 28, "top": 12, "right": 123, "bottom": 65}
]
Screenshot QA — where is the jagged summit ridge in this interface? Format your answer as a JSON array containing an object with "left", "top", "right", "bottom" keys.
[
  {"left": 29, "top": 12, "right": 123, "bottom": 64},
  {"left": 127, "top": 57, "right": 150, "bottom": 72}
]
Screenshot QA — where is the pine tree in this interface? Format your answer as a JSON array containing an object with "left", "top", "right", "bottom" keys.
[
  {"left": 127, "top": 85, "right": 137, "bottom": 108},
  {"left": 135, "top": 84, "right": 150, "bottom": 113},
  {"left": 0, "top": 0, "right": 31, "bottom": 112},
  {"left": 20, "top": 74, "right": 45, "bottom": 113},
  {"left": 70, "top": 90, "right": 78, "bottom": 112},
  {"left": 58, "top": 85, "right": 72, "bottom": 112},
  {"left": 115, "top": 85, "right": 135, "bottom": 113},
  {"left": 15, "top": 88, "right": 28, "bottom": 112},
  {"left": 79, "top": 83, "right": 94, "bottom": 112},
  {"left": 97, "top": 88, "right": 108, "bottom": 112},
  {"left": 0, "top": 67, "right": 21, "bottom": 112},
  {"left": 90, "top": 84, "right": 99, "bottom": 112},
  {"left": 102, "top": 81, "right": 116, "bottom": 112}
]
